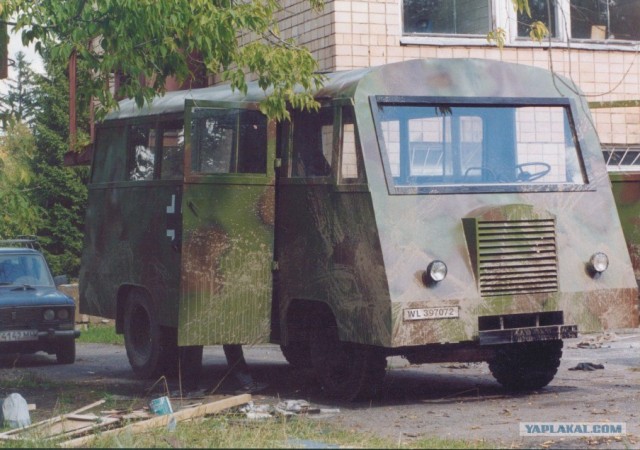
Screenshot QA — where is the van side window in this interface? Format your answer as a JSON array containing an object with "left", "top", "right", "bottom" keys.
[
  {"left": 159, "top": 121, "right": 184, "bottom": 180},
  {"left": 340, "top": 106, "right": 365, "bottom": 183},
  {"left": 292, "top": 108, "right": 333, "bottom": 177},
  {"left": 127, "top": 125, "right": 155, "bottom": 181},
  {"left": 191, "top": 109, "right": 267, "bottom": 175},
  {"left": 92, "top": 126, "right": 127, "bottom": 183}
]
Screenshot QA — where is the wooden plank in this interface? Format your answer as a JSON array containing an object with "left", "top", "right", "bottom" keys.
[
  {"left": 53, "top": 417, "right": 120, "bottom": 440},
  {"left": 60, "top": 394, "right": 251, "bottom": 448},
  {"left": 0, "top": 399, "right": 106, "bottom": 439}
]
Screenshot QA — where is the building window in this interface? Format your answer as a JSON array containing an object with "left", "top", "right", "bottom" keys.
[
  {"left": 571, "top": 0, "right": 640, "bottom": 41},
  {"left": 603, "top": 145, "right": 640, "bottom": 171},
  {"left": 402, "top": 0, "right": 492, "bottom": 35},
  {"left": 518, "top": 0, "right": 557, "bottom": 37}
]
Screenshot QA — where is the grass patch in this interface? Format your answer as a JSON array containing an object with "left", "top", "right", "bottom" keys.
[
  {"left": 77, "top": 323, "right": 124, "bottom": 345},
  {"left": 77, "top": 414, "right": 492, "bottom": 449},
  {"left": 0, "top": 372, "right": 56, "bottom": 391},
  {"left": 0, "top": 387, "right": 492, "bottom": 449}
]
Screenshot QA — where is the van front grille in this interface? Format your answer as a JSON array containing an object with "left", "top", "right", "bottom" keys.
[{"left": 477, "top": 219, "right": 558, "bottom": 297}]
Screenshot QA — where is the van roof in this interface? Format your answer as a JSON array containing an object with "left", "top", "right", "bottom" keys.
[{"left": 104, "top": 58, "right": 581, "bottom": 121}]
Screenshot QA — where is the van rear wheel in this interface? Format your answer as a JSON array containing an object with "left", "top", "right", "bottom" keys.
[
  {"left": 123, "top": 290, "right": 170, "bottom": 379},
  {"left": 310, "top": 323, "right": 386, "bottom": 401},
  {"left": 488, "top": 340, "right": 563, "bottom": 390}
]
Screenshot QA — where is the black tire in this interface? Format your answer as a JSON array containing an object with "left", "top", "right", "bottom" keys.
[
  {"left": 56, "top": 338, "right": 76, "bottom": 364},
  {"left": 123, "top": 290, "right": 171, "bottom": 379},
  {"left": 488, "top": 340, "right": 563, "bottom": 391},
  {"left": 280, "top": 342, "right": 312, "bottom": 368},
  {"left": 310, "top": 320, "right": 386, "bottom": 401}
]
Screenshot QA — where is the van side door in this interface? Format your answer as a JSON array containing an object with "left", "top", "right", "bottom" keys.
[{"left": 179, "top": 101, "right": 276, "bottom": 346}]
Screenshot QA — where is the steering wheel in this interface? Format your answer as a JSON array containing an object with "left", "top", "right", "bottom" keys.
[{"left": 515, "top": 162, "right": 551, "bottom": 182}]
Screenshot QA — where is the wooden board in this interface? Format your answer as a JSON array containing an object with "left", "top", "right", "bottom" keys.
[{"left": 60, "top": 394, "right": 251, "bottom": 448}]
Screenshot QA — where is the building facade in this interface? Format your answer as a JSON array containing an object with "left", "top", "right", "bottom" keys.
[{"left": 264, "top": 0, "right": 639, "bottom": 165}]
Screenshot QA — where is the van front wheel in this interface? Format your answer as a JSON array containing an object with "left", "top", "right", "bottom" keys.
[
  {"left": 488, "top": 340, "right": 563, "bottom": 390},
  {"left": 310, "top": 324, "right": 386, "bottom": 401}
]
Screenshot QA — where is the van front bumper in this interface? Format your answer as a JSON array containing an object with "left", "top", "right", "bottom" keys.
[
  {"left": 479, "top": 324, "right": 578, "bottom": 345},
  {"left": 478, "top": 311, "right": 577, "bottom": 345}
]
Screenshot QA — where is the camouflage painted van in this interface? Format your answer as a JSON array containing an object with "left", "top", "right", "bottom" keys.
[{"left": 80, "top": 58, "right": 638, "bottom": 400}]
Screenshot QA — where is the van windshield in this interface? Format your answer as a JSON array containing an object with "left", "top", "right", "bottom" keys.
[{"left": 374, "top": 101, "right": 586, "bottom": 190}]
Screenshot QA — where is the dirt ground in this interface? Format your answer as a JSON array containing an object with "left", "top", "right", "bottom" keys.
[{"left": 1, "top": 331, "right": 639, "bottom": 449}]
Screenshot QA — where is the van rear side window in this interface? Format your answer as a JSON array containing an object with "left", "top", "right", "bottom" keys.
[{"left": 128, "top": 125, "right": 155, "bottom": 181}]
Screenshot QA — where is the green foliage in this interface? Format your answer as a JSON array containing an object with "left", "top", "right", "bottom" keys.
[
  {"left": 0, "top": 46, "right": 89, "bottom": 277},
  {"left": 27, "top": 57, "right": 89, "bottom": 277},
  {"left": 487, "top": 0, "right": 549, "bottom": 47},
  {"left": 528, "top": 20, "right": 549, "bottom": 41},
  {"left": 0, "top": 51, "right": 39, "bottom": 126},
  {"left": 0, "top": 122, "right": 42, "bottom": 238},
  {"left": 5, "top": 0, "right": 325, "bottom": 120}
]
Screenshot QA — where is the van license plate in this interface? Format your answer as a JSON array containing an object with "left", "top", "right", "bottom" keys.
[
  {"left": 404, "top": 307, "right": 459, "bottom": 321},
  {"left": 0, "top": 330, "right": 38, "bottom": 342}
]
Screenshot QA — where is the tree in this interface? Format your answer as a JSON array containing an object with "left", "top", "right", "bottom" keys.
[
  {"left": 0, "top": 51, "right": 39, "bottom": 127},
  {"left": 0, "top": 46, "right": 89, "bottom": 276},
  {"left": 3, "top": 0, "right": 325, "bottom": 120},
  {"left": 27, "top": 53, "right": 90, "bottom": 277},
  {"left": 0, "top": 121, "right": 42, "bottom": 238}
]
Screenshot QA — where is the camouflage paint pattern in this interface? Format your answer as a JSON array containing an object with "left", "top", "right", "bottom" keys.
[
  {"left": 178, "top": 182, "right": 275, "bottom": 345},
  {"left": 350, "top": 59, "right": 637, "bottom": 347},
  {"left": 610, "top": 172, "right": 640, "bottom": 281},
  {"left": 81, "top": 58, "right": 638, "bottom": 354},
  {"left": 177, "top": 101, "right": 276, "bottom": 346},
  {"left": 79, "top": 122, "right": 183, "bottom": 327}
]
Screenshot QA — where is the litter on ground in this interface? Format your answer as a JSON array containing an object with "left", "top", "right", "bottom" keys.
[
  {"left": 568, "top": 362, "right": 605, "bottom": 371},
  {"left": 0, "top": 394, "right": 251, "bottom": 447}
]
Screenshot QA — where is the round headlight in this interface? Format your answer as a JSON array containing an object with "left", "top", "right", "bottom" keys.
[
  {"left": 43, "top": 309, "right": 55, "bottom": 321},
  {"left": 425, "top": 260, "right": 447, "bottom": 285},
  {"left": 57, "top": 309, "right": 70, "bottom": 320},
  {"left": 589, "top": 252, "right": 609, "bottom": 274}
]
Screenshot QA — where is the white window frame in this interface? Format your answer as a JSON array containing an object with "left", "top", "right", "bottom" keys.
[{"left": 400, "top": 0, "right": 640, "bottom": 52}]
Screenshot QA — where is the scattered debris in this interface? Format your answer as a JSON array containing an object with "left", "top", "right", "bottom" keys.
[
  {"left": 60, "top": 394, "right": 251, "bottom": 448},
  {"left": 1, "top": 393, "right": 31, "bottom": 428},
  {"left": 0, "top": 399, "right": 107, "bottom": 441},
  {"left": 573, "top": 332, "right": 617, "bottom": 349},
  {"left": 0, "top": 394, "right": 251, "bottom": 448},
  {"left": 568, "top": 362, "right": 605, "bottom": 371},
  {"left": 149, "top": 396, "right": 173, "bottom": 415},
  {"left": 240, "top": 400, "right": 340, "bottom": 420},
  {"left": 239, "top": 402, "right": 273, "bottom": 420}
]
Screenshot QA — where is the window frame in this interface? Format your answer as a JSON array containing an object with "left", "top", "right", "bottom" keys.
[
  {"left": 370, "top": 95, "right": 595, "bottom": 195},
  {"left": 184, "top": 100, "right": 275, "bottom": 186},
  {"left": 399, "top": 0, "right": 640, "bottom": 50},
  {"left": 401, "top": 0, "right": 493, "bottom": 38}
]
